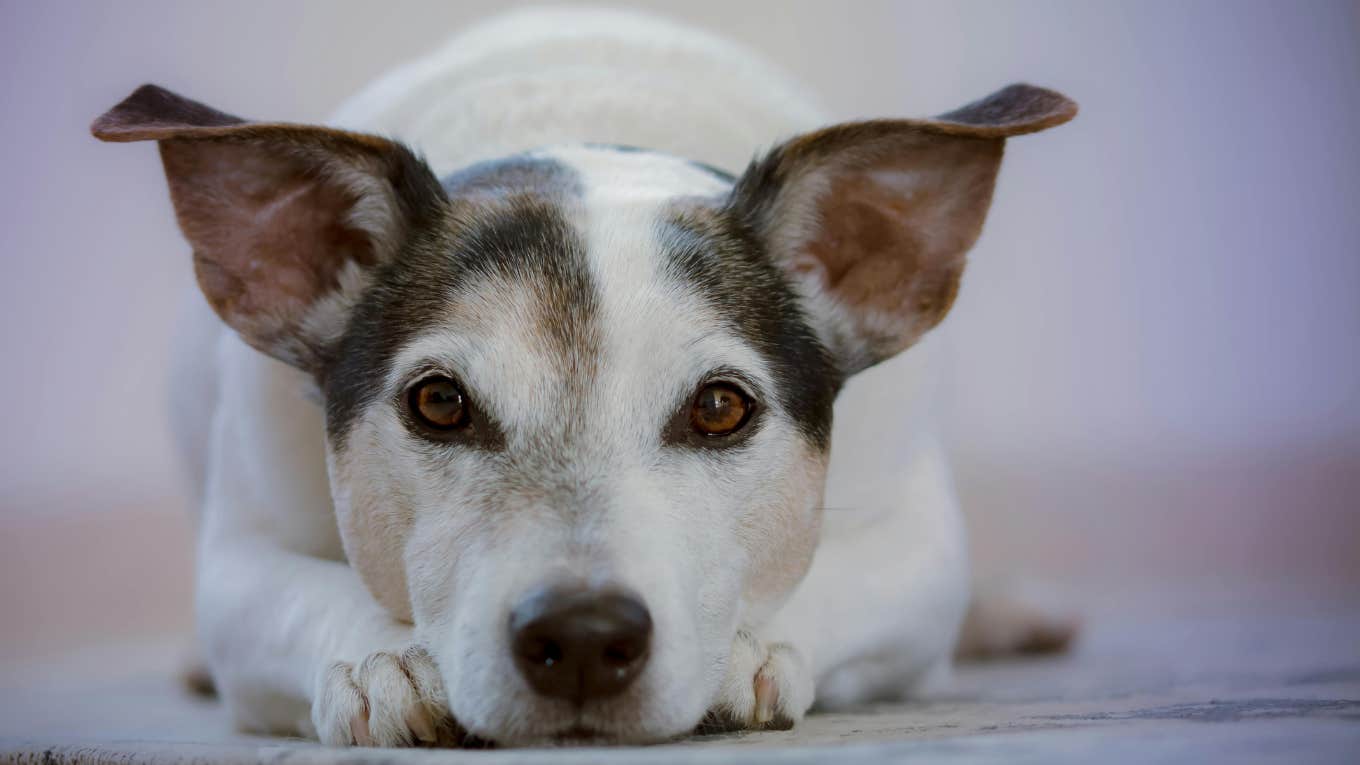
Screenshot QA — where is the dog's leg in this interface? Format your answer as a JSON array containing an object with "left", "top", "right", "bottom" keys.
[
  {"left": 195, "top": 338, "right": 459, "bottom": 746},
  {"left": 199, "top": 504, "right": 464, "bottom": 748},
  {"left": 200, "top": 501, "right": 464, "bottom": 749},
  {"left": 713, "top": 436, "right": 971, "bottom": 720},
  {"left": 197, "top": 539, "right": 426, "bottom": 738},
  {"left": 954, "top": 578, "right": 1080, "bottom": 659}
]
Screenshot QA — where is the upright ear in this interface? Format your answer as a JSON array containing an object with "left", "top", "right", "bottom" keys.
[
  {"left": 729, "top": 84, "right": 1076, "bottom": 374},
  {"left": 92, "top": 84, "right": 445, "bottom": 372}
]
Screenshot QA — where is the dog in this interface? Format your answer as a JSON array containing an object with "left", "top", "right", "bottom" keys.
[{"left": 92, "top": 8, "right": 1076, "bottom": 747}]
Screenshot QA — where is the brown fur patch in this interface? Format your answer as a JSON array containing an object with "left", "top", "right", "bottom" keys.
[
  {"left": 800, "top": 135, "right": 1002, "bottom": 361},
  {"left": 740, "top": 442, "right": 828, "bottom": 619}
]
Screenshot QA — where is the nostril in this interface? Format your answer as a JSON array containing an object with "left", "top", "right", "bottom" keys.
[
  {"left": 602, "top": 637, "right": 644, "bottom": 666},
  {"left": 518, "top": 635, "right": 564, "bottom": 667},
  {"left": 509, "top": 587, "right": 653, "bottom": 703}
]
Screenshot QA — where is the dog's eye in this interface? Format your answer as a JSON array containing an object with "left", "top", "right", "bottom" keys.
[
  {"left": 408, "top": 376, "right": 469, "bottom": 431},
  {"left": 690, "top": 382, "right": 753, "bottom": 437}
]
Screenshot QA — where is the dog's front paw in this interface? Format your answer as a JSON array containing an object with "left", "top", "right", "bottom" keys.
[
  {"left": 701, "top": 631, "right": 814, "bottom": 733},
  {"left": 313, "top": 645, "right": 462, "bottom": 747}
]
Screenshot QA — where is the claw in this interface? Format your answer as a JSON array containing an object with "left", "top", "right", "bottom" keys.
[
  {"left": 351, "top": 707, "right": 373, "bottom": 746},
  {"left": 753, "top": 669, "right": 778, "bottom": 725},
  {"left": 407, "top": 708, "right": 437, "bottom": 744}
]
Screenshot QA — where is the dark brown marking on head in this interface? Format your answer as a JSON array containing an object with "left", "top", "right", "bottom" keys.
[
  {"left": 443, "top": 154, "right": 583, "bottom": 199},
  {"left": 660, "top": 201, "right": 840, "bottom": 451},
  {"left": 325, "top": 158, "right": 597, "bottom": 449}
]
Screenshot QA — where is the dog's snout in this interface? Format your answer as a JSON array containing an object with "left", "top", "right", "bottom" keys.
[{"left": 510, "top": 587, "right": 652, "bottom": 703}]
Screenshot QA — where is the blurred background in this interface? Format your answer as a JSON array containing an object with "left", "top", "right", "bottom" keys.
[{"left": 1, "top": 0, "right": 1357, "bottom": 674}]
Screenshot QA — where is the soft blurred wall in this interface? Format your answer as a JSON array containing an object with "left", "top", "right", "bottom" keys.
[{"left": 2, "top": 0, "right": 1358, "bottom": 660}]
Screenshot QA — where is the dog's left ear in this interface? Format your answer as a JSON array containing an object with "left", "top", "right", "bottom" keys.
[
  {"left": 92, "top": 84, "right": 445, "bottom": 373},
  {"left": 729, "top": 84, "right": 1076, "bottom": 374}
]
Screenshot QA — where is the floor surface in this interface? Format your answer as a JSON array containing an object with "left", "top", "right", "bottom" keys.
[{"left": 2, "top": 605, "right": 1357, "bottom": 763}]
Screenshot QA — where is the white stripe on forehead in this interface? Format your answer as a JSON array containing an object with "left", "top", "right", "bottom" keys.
[
  {"left": 540, "top": 145, "right": 733, "bottom": 201},
  {"left": 541, "top": 145, "right": 774, "bottom": 395}
]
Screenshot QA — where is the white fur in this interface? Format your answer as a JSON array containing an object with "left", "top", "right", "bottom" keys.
[{"left": 182, "top": 7, "right": 971, "bottom": 746}]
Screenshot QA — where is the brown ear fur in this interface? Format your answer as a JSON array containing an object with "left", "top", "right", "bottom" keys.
[
  {"left": 92, "top": 85, "right": 444, "bottom": 371},
  {"left": 730, "top": 83, "right": 1076, "bottom": 373}
]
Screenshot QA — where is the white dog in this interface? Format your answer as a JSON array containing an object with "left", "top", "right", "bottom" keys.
[{"left": 93, "top": 8, "right": 1076, "bottom": 747}]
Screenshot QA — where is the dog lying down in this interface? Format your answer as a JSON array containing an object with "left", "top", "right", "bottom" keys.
[{"left": 92, "top": 8, "right": 1077, "bottom": 748}]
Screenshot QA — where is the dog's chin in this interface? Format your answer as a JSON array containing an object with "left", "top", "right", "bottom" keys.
[
  {"left": 482, "top": 718, "right": 691, "bottom": 749},
  {"left": 481, "top": 723, "right": 674, "bottom": 749},
  {"left": 543, "top": 726, "right": 646, "bottom": 748}
]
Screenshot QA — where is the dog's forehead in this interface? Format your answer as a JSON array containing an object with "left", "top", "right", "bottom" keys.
[
  {"left": 325, "top": 146, "right": 838, "bottom": 450},
  {"left": 398, "top": 147, "right": 758, "bottom": 439},
  {"left": 547, "top": 144, "right": 735, "bottom": 200}
]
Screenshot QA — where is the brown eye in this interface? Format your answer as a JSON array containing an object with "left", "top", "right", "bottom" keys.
[
  {"left": 408, "top": 376, "right": 469, "bottom": 431},
  {"left": 690, "top": 382, "right": 753, "bottom": 437}
]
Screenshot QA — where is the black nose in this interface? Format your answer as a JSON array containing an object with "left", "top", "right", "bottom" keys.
[{"left": 510, "top": 587, "right": 652, "bottom": 703}]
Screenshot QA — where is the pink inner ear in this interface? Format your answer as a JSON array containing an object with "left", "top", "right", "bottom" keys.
[
  {"left": 802, "top": 169, "right": 962, "bottom": 355},
  {"left": 161, "top": 139, "right": 375, "bottom": 358},
  {"left": 797, "top": 137, "right": 1001, "bottom": 360}
]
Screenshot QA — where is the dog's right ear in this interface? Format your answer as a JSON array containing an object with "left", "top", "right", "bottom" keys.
[
  {"left": 92, "top": 84, "right": 445, "bottom": 373},
  {"left": 729, "top": 84, "right": 1076, "bottom": 375}
]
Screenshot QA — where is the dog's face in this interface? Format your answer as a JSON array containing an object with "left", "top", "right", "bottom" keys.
[
  {"left": 327, "top": 146, "right": 840, "bottom": 741},
  {"left": 93, "top": 84, "right": 1074, "bottom": 744}
]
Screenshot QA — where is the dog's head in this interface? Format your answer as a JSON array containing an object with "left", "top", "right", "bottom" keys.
[{"left": 94, "top": 83, "right": 1073, "bottom": 744}]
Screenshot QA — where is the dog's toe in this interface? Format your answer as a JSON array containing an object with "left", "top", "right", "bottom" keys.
[
  {"left": 313, "top": 645, "right": 457, "bottom": 747},
  {"left": 754, "top": 643, "right": 812, "bottom": 729},
  {"left": 701, "top": 632, "right": 813, "bottom": 734},
  {"left": 315, "top": 661, "right": 368, "bottom": 746}
]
